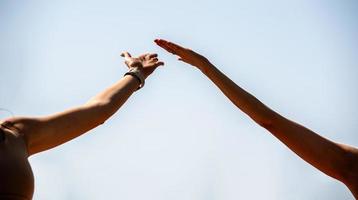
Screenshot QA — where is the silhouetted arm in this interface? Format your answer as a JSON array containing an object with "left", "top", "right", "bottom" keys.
[{"left": 155, "top": 39, "right": 358, "bottom": 197}]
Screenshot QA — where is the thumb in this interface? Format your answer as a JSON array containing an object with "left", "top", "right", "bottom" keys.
[{"left": 121, "top": 52, "right": 132, "bottom": 61}]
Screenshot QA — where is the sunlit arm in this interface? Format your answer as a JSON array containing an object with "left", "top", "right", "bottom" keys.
[
  {"left": 6, "top": 75, "right": 139, "bottom": 155},
  {"left": 3, "top": 52, "right": 164, "bottom": 156},
  {"left": 202, "top": 62, "right": 358, "bottom": 188},
  {"left": 155, "top": 39, "right": 358, "bottom": 198}
]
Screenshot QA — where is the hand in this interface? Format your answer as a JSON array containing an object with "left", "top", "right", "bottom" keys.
[
  {"left": 154, "top": 39, "right": 210, "bottom": 71},
  {"left": 121, "top": 52, "right": 164, "bottom": 78}
]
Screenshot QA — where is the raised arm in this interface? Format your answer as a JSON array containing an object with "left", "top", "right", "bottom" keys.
[
  {"left": 155, "top": 39, "right": 358, "bottom": 197},
  {"left": 1, "top": 52, "right": 164, "bottom": 156}
]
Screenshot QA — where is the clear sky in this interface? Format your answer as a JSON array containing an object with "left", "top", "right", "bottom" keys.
[{"left": 1, "top": 0, "right": 358, "bottom": 199}]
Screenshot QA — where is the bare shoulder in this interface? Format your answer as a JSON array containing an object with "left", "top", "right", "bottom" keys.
[
  {"left": 0, "top": 118, "right": 21, "bottom": 133},
  {"left": 0, "top": 117, "right": 41, "bottom": 133},
  {"left": 0, "top": 117, "right": 42, "bottom": 148}
]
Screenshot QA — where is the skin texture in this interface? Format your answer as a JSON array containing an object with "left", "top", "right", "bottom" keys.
[
  {"left": 0, "top": 52, "right": 164, "bottom": 200},
  {"left": 155, "top": 39, "right": 358, "bottom": 199}
]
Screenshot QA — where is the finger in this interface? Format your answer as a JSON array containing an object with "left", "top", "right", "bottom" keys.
[
  {"left": 156, "top": 39, "right": 186, "bottom": 52},
  {"left": 178, "top": 57, "right": 191, "bottom": 64},
  {"left": 155, "top": 39, "right": 173, "bottom": 47},
  {"left": 155, "top": 42, "right": 177, "bottom": 54},
  {"left": 121, "top": 52, "right": 132, "bottom": 57},
  {"left": 167, "top": 41, "right": 185, "bottom": 52},
  {"left": 149, "top": 53, "right": 158, "bottom": 58},
  {"left": 178, "top": 57, "right": 187, "bottom": 62},
  {"left": 161, "top": 42, "right": 186, "bottom": 56},
  {"left": 121, "top": 52, "right": 132, "bottom": 61},
  {"left": 155, "top": 39, "right": 174, "bottom": 51},
  {"left": 155, "top": 40, "right": 169, "bottom": 49},
  {"left": 155, "top": 61, "right": 165, "bottom": 67},
  {"left": 154, "top": 39, "right": 165, "bottom": 45},
  {"left": 140, "top": 53, "right": 155, "bottom": 58},
  {"left": 150, "top": 57, "right": 159, "bottom": 62}
]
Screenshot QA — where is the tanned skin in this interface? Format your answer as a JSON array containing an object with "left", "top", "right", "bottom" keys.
[
  {"left": 155, "top": 39, "right": 358, "bottom": 199},
  {"left": 0, "top": 52, "right": 164, "bottom": 200}
]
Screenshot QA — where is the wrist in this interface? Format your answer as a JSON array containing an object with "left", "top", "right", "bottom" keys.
[{"left": 124, "top": 67, "right": 145, "bottom": 90}]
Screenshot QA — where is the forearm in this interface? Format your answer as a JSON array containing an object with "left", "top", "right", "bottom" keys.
[
  {"left": 200, "top": 62, "right": 276, "bottom": 126},
  {"left": 84, "top": 75, "right": 140, "bottom": 124},
  {"left": 267, "top": 117, "right": 355, "bottom": 181},
  {"left": 199, "top": 62, "right": 357, "bottom": 182}
]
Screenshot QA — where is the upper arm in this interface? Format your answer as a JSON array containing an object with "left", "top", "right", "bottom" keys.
[
  {"left": 5, "top": 104, "right": 109, "bottom": 156},
  {"left": 262, "top": 114, "right": 358, "bottom": 183}
]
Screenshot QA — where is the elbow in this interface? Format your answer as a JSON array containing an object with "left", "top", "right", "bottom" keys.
[
  {"left": 337, "top": 149, "right": 358, "bottom": 186},
  {"left": 255, "top": 113, "right": 278, "bottom": 131},
  {"left": 249, "top": 106, "right": 280, "bottom": 131},
  {"left": 95, "top": 116, "right": 108, "bottom": 127},
  {"left": 81, "top": 102, "right": 111, "bottom": 127},
  {"left": 98, "top": 118, "right": 107, "bottom": 126},
  {"left": 257, "top": 119, "right": 274, "bottom": 130},
  {"left": 85, "top": 100, "right": 110, "bottom": 108}
]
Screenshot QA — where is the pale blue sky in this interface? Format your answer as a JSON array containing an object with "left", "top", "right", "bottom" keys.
[{"left": 1, "top": 0, "right": 358, "bottom": 199}]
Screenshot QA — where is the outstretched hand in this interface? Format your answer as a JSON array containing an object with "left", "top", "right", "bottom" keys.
[
  {"left": 154, "top": 39, "right": 210, "bottom": 71},
  {"left": 121, "top": 52, "right": 164, "bottom": 78}
]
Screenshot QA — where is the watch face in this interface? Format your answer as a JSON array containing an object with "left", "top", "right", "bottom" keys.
[{"left": 132, "top": 70, "right": 145, "bottom": 83}]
